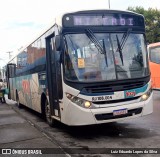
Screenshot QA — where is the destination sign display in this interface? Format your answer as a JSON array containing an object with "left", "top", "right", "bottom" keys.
[
  {"left": 62, "top": 13, "right": 144, "bottom": 27},
  {"left": 73, "top": 16, "right": 134, "bottom": 26}
]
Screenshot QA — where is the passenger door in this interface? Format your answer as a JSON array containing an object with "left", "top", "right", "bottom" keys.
[{"left": 46, "top": 33, "right": 60, "bottom": 118}]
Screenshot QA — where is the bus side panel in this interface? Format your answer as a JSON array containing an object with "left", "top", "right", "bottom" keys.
[
  {"left": 16, "top": 73, "right": 42, "bottom": 113},
  {"left": 16, "top": 75, "right": 32, "bottom": 108},
  {"left": 30, "top": 73, "right": 42, "bottom": 113},
  {"left": 149, "top": 62, "right": 160, "bottom": 89}
]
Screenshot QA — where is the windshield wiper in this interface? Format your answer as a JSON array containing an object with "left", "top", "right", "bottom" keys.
[
  {"left": 85, "top": 29, "right": 108, "bottom": 66},
  {"left": 116, "top": 35, "right": 124, "bottom": 65},
  {"left": 120, "top": 28, "right": 132, "bottom": 50},
  {"left": 116, "top": 28, "right": 132, "bottom": 66}
]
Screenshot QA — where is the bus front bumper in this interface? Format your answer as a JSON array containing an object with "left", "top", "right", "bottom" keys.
[{"left": 64, "top": 93, "right": 153, "bottom": 126}]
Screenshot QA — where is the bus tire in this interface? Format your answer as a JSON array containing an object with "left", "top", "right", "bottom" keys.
[
  {"left": 45, "top": 100, "right": 55, "bottom": 127},
  {"left": 16, "top": 91, "right": 22, "bottom": 108}
]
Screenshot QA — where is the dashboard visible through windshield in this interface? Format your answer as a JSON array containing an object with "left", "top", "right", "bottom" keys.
[{"left": 64, "top": 32, "right": 149, "bottom": 82}]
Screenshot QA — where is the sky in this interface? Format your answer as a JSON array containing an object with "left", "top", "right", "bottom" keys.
[{"left": 0, "top": 0, "right": 160, "bottom": 67}]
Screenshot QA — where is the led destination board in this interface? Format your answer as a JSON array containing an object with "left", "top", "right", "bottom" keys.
[
  {"left": 63, "top": 13, "right": 144, "bottom": 27},
  {"left": 73, "top": 16, "right": 134, "bottom": 26}
]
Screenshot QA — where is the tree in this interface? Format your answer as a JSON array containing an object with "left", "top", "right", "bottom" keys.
[{"left": 128, "top": 6, "right": 160, "bottom": 44}]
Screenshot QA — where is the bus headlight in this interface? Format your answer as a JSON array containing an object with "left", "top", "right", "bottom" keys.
[
  {"left": 84, "top": 101, "right": 91, "bottom": 108},
  {"left": 66, "top": 93, "right": 92, "bottom": 108},
  {"left": 140, "top": 88, "right": 152, "bottom": 101}
]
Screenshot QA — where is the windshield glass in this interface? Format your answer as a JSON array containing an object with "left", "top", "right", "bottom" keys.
[{"left": 64, "top": 33, "right": 149, "bottom": 82}]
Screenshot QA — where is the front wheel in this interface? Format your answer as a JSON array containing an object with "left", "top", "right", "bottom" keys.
[{"left": 45, "top": 100, "right": 56, "bottom": 127}]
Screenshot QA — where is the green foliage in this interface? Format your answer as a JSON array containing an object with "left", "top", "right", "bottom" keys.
[{"left": 128, "top": 6, "right": 160, "bottom": 44}]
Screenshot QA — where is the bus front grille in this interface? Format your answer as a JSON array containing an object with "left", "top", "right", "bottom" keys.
[{"left": 82, "top": 81, "right": 146, "bottom": 94}]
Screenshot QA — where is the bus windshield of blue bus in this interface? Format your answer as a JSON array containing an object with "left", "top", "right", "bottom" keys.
[{"left": 64, "top": 32, "right": 149, "bottom": 82}]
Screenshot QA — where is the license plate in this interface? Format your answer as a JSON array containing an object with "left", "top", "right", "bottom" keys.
[
  {"left": 113, "top": 109, "right": 128, "bottom": 116},
  {"left": 0, "top": 92, "right": 3, "bottom": 97}
]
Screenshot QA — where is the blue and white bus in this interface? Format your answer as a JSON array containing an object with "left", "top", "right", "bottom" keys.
[{"left": 6, "top": 10, "right": 153, "bottom": 126}]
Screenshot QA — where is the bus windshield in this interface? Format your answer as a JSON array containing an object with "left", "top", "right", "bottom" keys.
[{"left": 64, "top": 32, "right": 149, "bottom": 82}]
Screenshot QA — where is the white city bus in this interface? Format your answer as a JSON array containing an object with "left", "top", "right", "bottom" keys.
[{"left": 6, "top": 10, "right": 153, "bottom": 126}]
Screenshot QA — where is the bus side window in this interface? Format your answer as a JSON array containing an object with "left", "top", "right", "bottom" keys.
[{"left": 150, "top": 48, "right": 160, "bottom": 64}]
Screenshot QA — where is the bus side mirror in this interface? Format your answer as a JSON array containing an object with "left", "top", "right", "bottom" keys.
[{"left": 55, "top": 35, "right": 61, "bottom": 51}]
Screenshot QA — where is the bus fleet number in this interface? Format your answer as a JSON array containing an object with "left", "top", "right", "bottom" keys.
[{"left": 92, "top": 95, "right": 112, "bottom": 102}]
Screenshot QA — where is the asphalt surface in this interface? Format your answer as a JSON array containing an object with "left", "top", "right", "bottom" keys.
[
  {"left": 2, "top": 91, "right": 160, "bottom": 157},
  {"left": 0, "top": 98, "right": 68, "bottom": 157}
]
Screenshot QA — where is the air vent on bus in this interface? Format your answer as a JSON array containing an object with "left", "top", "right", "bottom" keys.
[{"left": 81, "top": 81, "right": 145, "bottom": 94}]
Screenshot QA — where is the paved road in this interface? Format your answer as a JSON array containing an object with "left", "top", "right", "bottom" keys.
[
  {"left": 0, "top": 100, "right": 68, "bottom": 157},
  {"left": 5, "top": 91, "right": 160, "bottom": 157}
]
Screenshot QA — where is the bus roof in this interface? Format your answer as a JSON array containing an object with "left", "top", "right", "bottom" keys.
[{"left": 63, "top": 9, "right": 144, "bottom": 17}]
